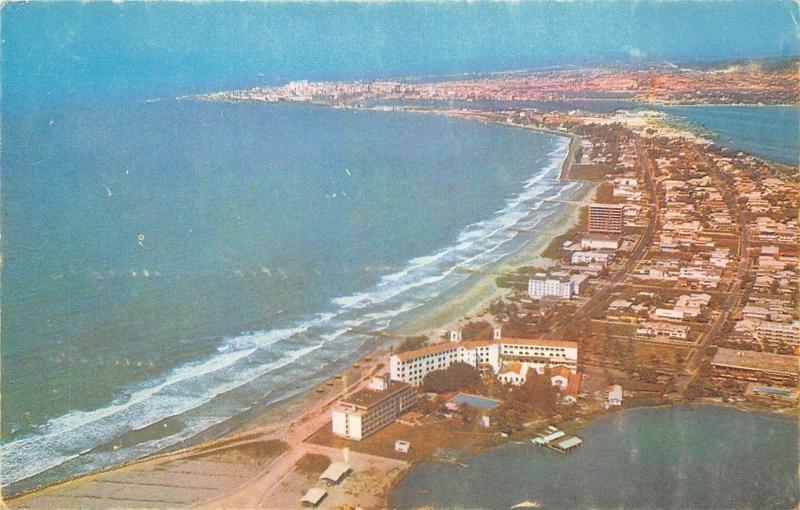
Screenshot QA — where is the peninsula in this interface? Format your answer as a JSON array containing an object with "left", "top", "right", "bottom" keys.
[{"left": 7, "top": 59, "right": 799, "bottom": 509}]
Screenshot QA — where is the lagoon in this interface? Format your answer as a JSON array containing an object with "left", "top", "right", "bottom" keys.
[{"left": 390, "top": 405, "right": 799, "bottom": 510}]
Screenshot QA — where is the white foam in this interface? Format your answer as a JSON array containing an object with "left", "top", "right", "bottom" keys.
[
  {"left": 2, "top": 342, "right": 324, "bottom": 486},
  {"left": 3, "top": 137, "right": 574, "bottom": 488}
]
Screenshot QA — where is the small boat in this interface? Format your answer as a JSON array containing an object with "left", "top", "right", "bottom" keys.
[{"left": 511, "top": 500, "right": 540, "bottom": 509}]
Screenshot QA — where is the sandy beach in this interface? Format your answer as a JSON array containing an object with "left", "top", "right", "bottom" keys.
[{"left": 4, "top": 112, "right": 594, "bottom": 510}]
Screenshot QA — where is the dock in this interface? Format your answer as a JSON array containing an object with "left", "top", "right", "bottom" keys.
[
  {"left": 531, "top": 425, "right": 565, "bottom": 446},
  {"left": 532, "top": 425, "right": 583, "bottom": 453},
  {"left": 546, "top": 436, "right": 584, "bottom": 453}
]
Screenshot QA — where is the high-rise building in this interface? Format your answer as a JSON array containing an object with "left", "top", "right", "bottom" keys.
[{"left": 588, "top": 203, "right": 625, "bottom": 234}]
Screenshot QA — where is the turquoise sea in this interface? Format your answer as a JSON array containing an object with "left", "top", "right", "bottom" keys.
[
  {"left": 1, "top": 0, "right": 798, "bottom": 494},
  {"left": 391, "top": 406, "right": 800, "bottom": 510}
]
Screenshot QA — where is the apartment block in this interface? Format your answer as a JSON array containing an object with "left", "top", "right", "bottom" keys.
[
  {"left": 331, "top": 376, "right": 417, "bottom": 441},
  {"left": 588, "top": 203, "right": 625, "bottom": 234}
]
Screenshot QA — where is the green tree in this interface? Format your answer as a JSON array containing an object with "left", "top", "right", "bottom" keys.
[
  {"left": 421, "top": 369, "right": 450, "bottom": 393},
  {"left": 511, "top": 372, "right": 558, "bottom": 416},
  {"left": 447, "top": 361, "right": 480, "bottom": 392},
  {"left": 421, "top": 361, "right": 480, "bottom": 393}
]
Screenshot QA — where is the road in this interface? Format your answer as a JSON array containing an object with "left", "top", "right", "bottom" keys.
[
  {"left": 681, "top": 146, "right": 751, "bottom": 380},
  {"left": 566, "top": 136, "right": 659, "bottom": 325}
]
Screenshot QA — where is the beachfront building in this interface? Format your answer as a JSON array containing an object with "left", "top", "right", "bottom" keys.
[
  {"left": 711, "top": 348, "right": 799, "bottom": 386},
  {"left": 581, "top": 233, "right": 622, "bottom": 250},
  {"left": 331, "top": 375, "right": 417, "bottom": 441},
  {"left": 390, "top": 332, "right": 578, "bottom": 387},
  {"left": 588, "top": 203, "right": 625, "bottom": 234},
  {"left": 528, "top": 273, "right": 589, "bottom": 300},
  {"left": 528, "top": 273, "right": 573, "bottom": 299}
]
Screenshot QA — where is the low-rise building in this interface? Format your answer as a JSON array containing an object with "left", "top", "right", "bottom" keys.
[
  {"left": 636, "top": 321, "right": 690, "bottom": 340},
  {"left": 711, "top": 348, "right": 799, "bottom": 386},
  {"left": 606, "top": 384, "right": 623, "bottom": 407},
  {"left": 581, "top": 233, "right": 622, "bottom": 250},
  {"left": 331, "top": 376, "right": 417, "bottom": 441},
  {"left": 757, "top": 320, "right": 800, "bottom": 348},
  {"left": 497, "top": 362, "right": 529, "bottom": 386},
  {"left": 571, "top": 251, "right": 612, "bottom": 265}
]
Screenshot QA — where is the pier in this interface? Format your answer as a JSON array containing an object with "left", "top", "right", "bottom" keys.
[
  {"left": 532, "top": 426, "right": 583, "bottom": 453},
  {"left": 546, "top": 436, "right": 584, "bottom": 453}
]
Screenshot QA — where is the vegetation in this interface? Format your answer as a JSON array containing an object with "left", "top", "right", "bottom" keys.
[
  {"left": 187, "top": 439, "right": 288, "bottom": 465},
  {"left": 594, "top": 181, "right": 617, "bottom": 202},
  {"left": 509, "top": 372, "right": 559, "bottom": 416},
  {"left": 422, "top": 361, "right": 481, "bottom": 393},
  {"left": 397, "top": 335, "right": 428, "bottom": 354},
  {"left": 541, "top": 206, "right": 588, "bottom": 259},
  {"left": 495, "top": 266, "right": 547, "bottom": 289},
  {"left": 294, "top": 453, "right": 331, "bottom": 478},
  {"left": 461, "top": 320, "right": 493, "bottom": 341}
]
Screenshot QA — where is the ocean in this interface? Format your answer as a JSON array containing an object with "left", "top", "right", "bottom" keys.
[
  {"left": 1, "top": 98, "right": 577, "bottom": 490},
  {"left": 2, "top": 0, "right": 798, "bottom": 493},
  {"left": 390, "top": 406, "right": 800, "bottom": 510}
]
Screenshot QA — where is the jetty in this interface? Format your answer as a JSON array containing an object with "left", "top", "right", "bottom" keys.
[
  {"left": 546, "top": 436, "right": 584, "bottom": 453},
  {"left": 532, "top": 426, "right": 584, "bottom": 453},
  {"left": 531, "top": 426, "right": 565, "bottom": 446}
]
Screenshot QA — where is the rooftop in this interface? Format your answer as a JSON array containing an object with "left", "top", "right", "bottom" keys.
[
  {"left": 319, "top": 461, "right": 351, "bottom": 483},
  {"left": 501, "top": 338, "right": 579, "bottom": 350},
  {"left": 590, "top": 203, "right": 626, "bottom": 209},
  {"left": 300, "top": 487, "right": 327, "bottom": 506},
  {"left": 394, "top": 342, "right": 462, "bottom": 361},
  {"left": 583, "top": 233, "right": 623, "bottom": 241},
  {"left": 712, "top": 348, "right": 799, "bottom": 375},
  {"left": 339, "top": 380, "right": 412, "bottom": 409},
  {"left": 394, "top": 338, "right": 578, "bottom": 361}
]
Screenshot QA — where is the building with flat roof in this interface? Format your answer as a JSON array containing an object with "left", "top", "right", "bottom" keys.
[
  {"left": 711, "top": 348, "right": 799, "bottom": 386},
  {"left": 636, "top": 321, "right": 690, "bottom": 340},
  {"left": 528, "top": 273, "right": 573, "bottom": 299},
  {"left": 528, "top": 273, "right": 589, "bottom": 300},
  {"left": 331, "top": 376, "right": 417, "bottom": 441},
  {"left": 581, "top": 233, "right": 622, "bottom": 250},
  {"left": 757, "top": 320, "right": 800, "bottom": 348},
  {"left": 589, "top": 203, "right": 625, "bottom": 234},
  {"left": 606, "top": 384, "right": 623, "bottom": 407}
]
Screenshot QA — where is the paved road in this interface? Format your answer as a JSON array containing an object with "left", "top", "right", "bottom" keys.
[
  {"left": 566, "top": 136, "right": 659, "bottom": 326},
  {"left": 195, "top": 365, "right": 388, "bottom": 509},
  {"left": 681, "top": 147, "right": 750, "bottom": 380}
]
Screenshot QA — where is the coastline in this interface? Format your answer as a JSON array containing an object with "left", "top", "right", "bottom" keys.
[
  {"left": 8, "top": 101, "right": 796, "bottom": 508},
  {"left": 387, "top": 402, "right": 800, "bottom": 510},
  {"left": 3, "top": 106, "right": 589, "bottom": 504}
]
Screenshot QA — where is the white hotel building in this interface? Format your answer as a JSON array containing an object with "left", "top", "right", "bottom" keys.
[
  {"left": 390, "top": 330, "right": 578, "bottom": 386},
  {"left": 528, "top": 273, "right": 590, "bottom": 300}
]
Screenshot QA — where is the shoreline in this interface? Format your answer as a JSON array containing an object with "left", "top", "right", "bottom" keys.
[
  {"left": 6, "top": 101, "right": 796, "bottom": 507},
  {"left": 2, "top": 105, "right": 587, "bottom": 503},
  {"left": 385, "top": 401, "right": 799, "bottom": 509}
]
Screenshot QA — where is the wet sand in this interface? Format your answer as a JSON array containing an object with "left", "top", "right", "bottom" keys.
[{"left": 4, "top": 112, "right": 594, "bottom": 509}]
